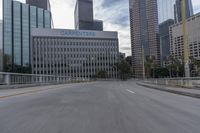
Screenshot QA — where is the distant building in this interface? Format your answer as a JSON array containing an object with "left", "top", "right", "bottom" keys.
[
  {"left": 157, "top": 0, "right": 176, "bottom": 24},
  {"left": 3, "top": 0, "right": 52, "bottom": 73},
  {"left": 31, "top": 29, "right": 119, "bottom": 78},
  {"left": 74, "top": 0, "right": 103, "bottom": 31},
  {"left": 170, "top": 13, "right": 200, "bottom": 60},
  {"left": 119, "top": 52, "right": 126, "bottom": 60},
  {"left": 129, "top": 0, "right": 160, "bottom": 78},
  {"left": 126, "top": 56, "right": 132, "bottom": 66},
  {"left": 174, "top": 0, "right": 193, "bottom": 23},
  {"left": 159, "top": 19, "right": 174, "bottom": 66},
  {"left": 26, "top": 0, "right": 50, "bottom": 10}
]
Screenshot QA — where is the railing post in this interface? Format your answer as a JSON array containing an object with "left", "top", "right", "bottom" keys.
[
  {"left": 39, "top": 76, "right": 43, "bottom": 83},
  {"left": 5, "top": 74, "right": 11, "bottom": 85}
]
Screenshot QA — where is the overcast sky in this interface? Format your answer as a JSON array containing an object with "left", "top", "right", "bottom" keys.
[{"left": 1, "top": 0, "right": 200, "bottom": 56}]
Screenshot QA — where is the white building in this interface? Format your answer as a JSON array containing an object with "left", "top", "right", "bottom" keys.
[
  {"left": 170, "top": 13, "right": 200, "bottom": 60},
  {"left": 31, "top": 29, "right": 119, "bottom": 79}
]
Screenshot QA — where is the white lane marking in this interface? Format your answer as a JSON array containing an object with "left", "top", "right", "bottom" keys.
[{"left": 126, "top": 89, "right": 136, "bottom": 94}]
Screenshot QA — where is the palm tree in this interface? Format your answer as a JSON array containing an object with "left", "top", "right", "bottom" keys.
[
  {"left": 166, "top": 56, "right": 183, "bottom": 77},
  {"left": 189, "top": 56, "right": 200, "bottom": 76},
  {"left": 145, "top": 56, "right": 156, "bottom": 78}
]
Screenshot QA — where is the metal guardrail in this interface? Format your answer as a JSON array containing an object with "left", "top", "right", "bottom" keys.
[
  {"left": 144, "top": 77, "right": 200, "bottom": 88},
  {"left": 0, "top": 72, "right": 90, "bottom": 85}
]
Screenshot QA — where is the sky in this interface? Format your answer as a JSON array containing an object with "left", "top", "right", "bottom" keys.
[{"left": 0, "top": 0, "right": 200, "bottom": 56}]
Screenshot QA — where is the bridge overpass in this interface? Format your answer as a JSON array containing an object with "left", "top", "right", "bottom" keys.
[{"left": 0, "top": 77, "right": 200, "bottom": 133}]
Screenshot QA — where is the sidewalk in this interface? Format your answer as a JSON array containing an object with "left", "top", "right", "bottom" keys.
[{"left": 137, "top": 82, "right": 200, "bottom": 99}]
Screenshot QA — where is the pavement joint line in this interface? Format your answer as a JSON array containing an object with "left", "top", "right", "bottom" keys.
[{"left": 126, "top": 89, "right": 136, "bottom": 94}]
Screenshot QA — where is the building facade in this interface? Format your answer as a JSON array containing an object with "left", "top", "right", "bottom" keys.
[
  {"left": 174, "top": 0, "right": 193, "bottom": 23},
  {"left": 31, "top": 29, "right": 119, "bottom": 79},
  {"left": 3, "top": 0, "right": 52, "bottom": 73},
  {"left": 170, "top": 13, "right": 200, "bottom": 60},
  {"left": 159, "top": 19, "right": 175, "bottom": 66},
  {"left": 75, "top": 0, "right": 103, "bottom": 31},
  {"left": 26, "top": 0, "right": 50, "bottom": 10},
  {"left": 157, "top": 0, "right": 176, "bottom": 24},
  {"left": 129, "top": 0, "right": 160, "bottom": 78}
]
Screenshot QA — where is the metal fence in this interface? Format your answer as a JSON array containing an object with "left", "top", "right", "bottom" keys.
[
  {"left": 0, "top": 72, "right": 90, "bottom": 86},
  {"left": 144, "top": 77, "right": 200, "bottom": 88}
]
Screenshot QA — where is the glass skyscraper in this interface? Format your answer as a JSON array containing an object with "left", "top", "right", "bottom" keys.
[
  {"left": 75, "top": 0, "right": 103, "bottom": 31},
  {"left": 157, "top": 0, "right": 176, "bottom": 24},
  {"left": 174, "top": 0, "right": 193, "bottom": 23},
  {"left": 26, "top": 0, "right": 50, "bottom": 11},
  {"left": 3, "top": 0, "right": 52, "bottom": 73}
]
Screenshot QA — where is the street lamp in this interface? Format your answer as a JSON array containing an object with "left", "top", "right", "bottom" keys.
[{"left": 181, "top": 0, "right": 190, "bottom": 77}]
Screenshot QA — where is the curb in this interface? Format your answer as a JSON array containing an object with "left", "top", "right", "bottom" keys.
[{"left": 137, "top": 82, "right": 200, "bottom": 99}]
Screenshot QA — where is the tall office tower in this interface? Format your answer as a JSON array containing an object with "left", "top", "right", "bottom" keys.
[
  {"left": 26, "top": 0, "right": 50, "bottom": 10},
  {"left": 174, "top": 0, "right": 193, "bottom": 23},
  {"left": 157, "top": 0, "right": 176, "bottom": 24},
  {"left": 75, "top": 0, "right": 103, "bottom": 31},
  {"left": 3, "top": 0, "right": 52, "bottom": 73},
  {"left": 129, "top": 0, "right": 160, "bottom": 78},
  {"left": 159, "top": 19, "right": 174, "bottom": 66}
]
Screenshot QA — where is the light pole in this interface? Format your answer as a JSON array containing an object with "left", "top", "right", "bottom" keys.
[{"left": 181, "top": 0, "right": 190, "bottom": 77}]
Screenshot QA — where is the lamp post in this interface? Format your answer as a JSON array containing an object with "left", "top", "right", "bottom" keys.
[{"left": 181, "top": 0, "right": 190, "bottom": 77}]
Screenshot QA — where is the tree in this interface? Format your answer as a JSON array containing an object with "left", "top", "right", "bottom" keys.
[
  {"left": 145, "top": 56, "right": 157, "bottom": 78},
  {"left": 115, "top": 59, "right": 132, "bottom": 80},
  {"left": 96, "top": 70, "right": 108, "bottom": 79},
  {"left": 189, "top": 56, "right": 200, "bottom": 76},
  {"left": 165, "top": 56, "right": 184, "bottom": 77}
]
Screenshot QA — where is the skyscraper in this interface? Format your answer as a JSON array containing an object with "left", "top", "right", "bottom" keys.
[
  {"left": 26, "top": 0, "right": 50, "bottom": 10},
  {"left": 174, "top": 0, "right": 193, "bottom": 23},
  {"left": 74, "top": 0, "right": 103, "bottom": 31},
  {"left": 129, "top": 0, "right": 160, "bottom": 78},
  {"left": 159, "top": 19, "right": 174, "bottom": 66},
  {"left": 157, "top": 0, "right": 176, "bottom": 24},
  {"left": 3, "top": 0, "right": 52, "bottom": 73}
]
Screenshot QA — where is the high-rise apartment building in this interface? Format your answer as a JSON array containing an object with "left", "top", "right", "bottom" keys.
[
  {"left": 129, "top": 0, "right": 160, "bottom": 78},
  {"left": 26, "top": 0, "right": 50, "bottom": 10},
  {"left": 3, "top": 0, "right": 52, "bottom": 73},
  {"left": 75, "top": 0, "right": 103, "bottom": 31},
  {"left": 174, "top": 0, "right": 193, "bottom": 23}
]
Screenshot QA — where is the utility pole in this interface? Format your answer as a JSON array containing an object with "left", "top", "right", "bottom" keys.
[
  {"left": 142, "top": 45, "right": 145, "bottom": 79},
  {"left": 181, "top": 0, "right": 190, "bottom": 77}
]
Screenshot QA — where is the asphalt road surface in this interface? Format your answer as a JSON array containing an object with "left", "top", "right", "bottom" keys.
[{"left": 0, "top": 81, "right": 200, "bottom": 133}]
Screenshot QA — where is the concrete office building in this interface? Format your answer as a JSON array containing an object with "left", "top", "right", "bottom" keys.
[
  {"left": 26, "top": 0, "right": 50, "bottom": 10},
  {"left": 31, "top": 29, "right": 119, "bottom": 79},
  {"left": 75, "top": 0, "right": 103, "bottom": 31},
  {"left": 174, "top": 0, "right": 193, "bottom": 23},
  {"left": 0, "top": 20, "right": 2, "bottom": 72},
  {"left": 159, "top": 19, "right": 175, "bottom": 66},
  {"left": 129, "top": 0, "right": 160, "bottom": 78},
  {"left": 170, "top": 13, "right": 200, "bottom": 60},
  {"left": 3, "top": 0, "right": 52, "bottom": 73}
]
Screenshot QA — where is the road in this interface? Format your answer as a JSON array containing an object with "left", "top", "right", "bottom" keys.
[{"left": 0, "top": 81, "right": 200, "bottom": 133}]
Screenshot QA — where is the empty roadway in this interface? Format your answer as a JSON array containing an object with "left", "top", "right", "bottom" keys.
[{"left": 0, "top": 81, "right": 200, "bottom": 133}]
